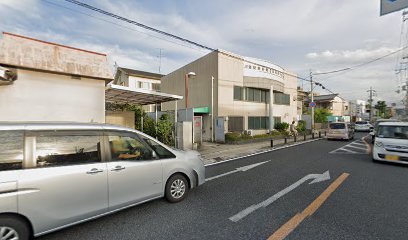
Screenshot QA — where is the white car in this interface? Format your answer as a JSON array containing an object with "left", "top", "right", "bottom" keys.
[
  {"left": 354, "top": 121, "right": 372, "bottom": 132},
  {"left": 372, "top": 122, "right": 408, "bottom": 164}
]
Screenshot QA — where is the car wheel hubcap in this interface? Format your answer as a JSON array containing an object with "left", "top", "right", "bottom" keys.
[
  {"left": 0, "top": 227, "right": 19, "bottom": 240},
  {"left": 170, "top": 179, "right": 186, "bottom": 199}
]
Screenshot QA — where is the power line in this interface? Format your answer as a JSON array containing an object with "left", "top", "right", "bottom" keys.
[
  {"left": 41, "top": 0, "right": 209, "bottom": 54},
  {"left": 313, "top": 46, "right": 408, "bottom": 76},
  {"left": 60, "top": 0, "right": 346, "bottom": 98},
  {"left": 63, "top": 0, "right": 216, "bottom": 51},
  {"left": 60, "top": 0, "right": 314, "bottom": 83}
]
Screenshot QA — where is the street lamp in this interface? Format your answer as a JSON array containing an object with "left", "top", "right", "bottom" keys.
[{"left": 185, "top": 72, "right": 196, "bottom": 109}]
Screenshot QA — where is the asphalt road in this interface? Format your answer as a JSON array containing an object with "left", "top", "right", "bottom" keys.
[{"left": 38, "top": 132, "right": 408, "bottom": 240}]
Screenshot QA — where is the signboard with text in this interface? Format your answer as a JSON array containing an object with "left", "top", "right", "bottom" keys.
[{"left": 380, "top": 0, "right": 408, "bottom": 16}]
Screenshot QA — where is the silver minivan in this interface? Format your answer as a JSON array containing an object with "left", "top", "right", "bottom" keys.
[{"left": 0, "top": 122, "right": 205, "bottom": 239}]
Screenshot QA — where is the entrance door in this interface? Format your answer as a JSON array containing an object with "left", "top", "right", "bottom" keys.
[
  {"left": 215, "top": 117, "right": 225, "bottom": 142},
  {"left": 193, "top": 116, "right": 202, "bottom": 144}
]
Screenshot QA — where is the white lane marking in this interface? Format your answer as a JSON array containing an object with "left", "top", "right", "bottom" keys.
[
  {"left": 205, "top": 161, "right": 270, "bottom": 181},
  {"left": 345, "top": 145, "right": 368, "bottom": 151},
  {"left": 350, "top": 142, "right": 366, "bottom": 146},
  {"left": 205, "top": 138, "right": 322, "bottom": 167},
  {"left": 228, "top": 171, "right": 331, "bottom": 222},
  {"left": 337, "top": 148, "right": 360, "bottom": 153}
]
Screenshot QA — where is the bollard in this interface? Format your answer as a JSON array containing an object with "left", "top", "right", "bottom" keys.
[
  {"left": 325, "top": 131, "right": 327, "bottom": 136},
  {"left": 294, "top": 135, "right": 297, "bottom": 142},
  {"left": 319, "top": 131, "right": 321, "bottom": 138},
  {"left": 270, "top": 139, "right": 274, "bottom": 148},
  {"left": 304, "top": 133, "right": 306, "bottom": 141},
  {"left": 284, "top": 137, "right": 287, "bottom": 144},
  {"left": 312, "top": 132, "right": 315, "bottom": 139}
]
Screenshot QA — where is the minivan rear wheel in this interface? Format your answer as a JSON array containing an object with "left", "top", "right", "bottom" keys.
[
  {"left": 165, "top": 174, "right": 189, "bottom": 203},
  {"left": 0, "top": 216, "right": 30, "bottom": 240}
]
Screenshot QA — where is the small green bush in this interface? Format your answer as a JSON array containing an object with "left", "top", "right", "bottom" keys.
[
  {"left": 225, "top": 132, "right": 242, "bottom": 142},
  {"left": 275, "top": 122, "right": 289, "bottom": 132},
  {"left": 297, "top": 120, "right": 306, "bottom": 132}
]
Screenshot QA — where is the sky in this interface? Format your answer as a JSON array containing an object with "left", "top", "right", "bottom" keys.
[{"left": 0, "top": 0, "right": 406, "bottom": 106}]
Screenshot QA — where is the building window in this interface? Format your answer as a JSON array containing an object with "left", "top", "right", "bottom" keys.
[
  {"left": 274, "top": 92, "right": 290, "bottom": 105},
  {"left": 234, "top": 86, "right": 244, "bottom": 101},
  {"left": 248, "top": 117, "right": 269, "bottom": 130},
  {"left": 228, "top": 116, "right": 244, "bottom": 132},
  {"left": 274, "top": 117, "right": 281, "bottom": 126}
]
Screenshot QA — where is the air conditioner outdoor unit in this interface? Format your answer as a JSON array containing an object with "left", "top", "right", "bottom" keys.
[{"left": 245, "top": 130, "right": 253, "bottom": 136}]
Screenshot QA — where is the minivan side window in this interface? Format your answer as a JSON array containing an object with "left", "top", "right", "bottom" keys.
[
  {"left": 141, "top": 136, "right": 176, "bottom": 159},
  {"left": 0, "top": 131, "right": 23, "bottom": 171},
  {"left": 108, "top": 134, "right": 152, "bottom": 161},
  {"left": 36, "top": 134, "right": 102, "bottom": 168}
]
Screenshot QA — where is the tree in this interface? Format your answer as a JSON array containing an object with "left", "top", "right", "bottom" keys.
[
  {"left": 314, "top": 108, "right": 332, "bottom": 123},
  {"left": 374, "top": 101, "right": 387, "bottom": 118}
]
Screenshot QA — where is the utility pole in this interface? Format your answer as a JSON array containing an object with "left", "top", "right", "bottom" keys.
[
  {"left": 158, "top": 48, "right": 163, "bottom": 73},
  {"left": 367, "top": 87, "right": 376, "bottom": 123},
  {"left": 310, "top": 70, "right": 314, "bottom": 132}
]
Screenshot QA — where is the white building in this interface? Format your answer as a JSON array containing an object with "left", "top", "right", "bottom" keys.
[
  {"left": 0, "top": 32, "right": 112, "bottom": 123},
  {"left": 349, "top": 99, "right": 368, "bottom": 120},
  {"left": 161, "top": 50, "right": 298, "bottom": 141}
]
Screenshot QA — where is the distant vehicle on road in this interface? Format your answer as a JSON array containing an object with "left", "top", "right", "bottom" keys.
[
  {"left": 372, "top": 122, "right": 408, "bottom": 164},
  {"left": 354, "top": 121, "right": 372, "bottom": 132},
  {"left": 327, "top": 122, "right": 354, "bottom": 141},
  {"left": 370, "top": 119, "right": 400, "bottom": 143},
  {"left": 0, "top": 122, "right": 205, "bottom": 240}
]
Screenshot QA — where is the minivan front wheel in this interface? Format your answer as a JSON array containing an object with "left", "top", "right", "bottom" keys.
[
  {"left": 0, "top": 216, "right": 30, "bottom": 240},
  {"left": 165, "top": 174, "right": 189, "bottom": 203}
]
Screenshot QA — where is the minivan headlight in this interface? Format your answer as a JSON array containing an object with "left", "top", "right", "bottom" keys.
[{"left": 375, "top": 141, "right": 384, "bottom": 148}]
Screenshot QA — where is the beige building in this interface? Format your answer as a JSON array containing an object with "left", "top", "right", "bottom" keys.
[
  {"left": 161, "top": 50, "right": 298, "bottom": 141},
  {"left": 313, "top": 94, "right": 349, "bottom": 117},
  {"left": 113, "top": 67, "right": 163, "bottom": 112},
  {"left": 0, "top": 32, "right": 112, "bottom": 123}
]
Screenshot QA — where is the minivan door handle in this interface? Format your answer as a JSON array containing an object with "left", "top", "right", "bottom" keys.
[
  {"left": 86, "top": 168, "right": 104, "bottom": 174},
  {"left": 111, "top": 166, "right": 126, "bottom": 172}
]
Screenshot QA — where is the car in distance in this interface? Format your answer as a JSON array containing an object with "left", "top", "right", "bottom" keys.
[
  {"left": 327, "top": 122, "right": 354, "bottom": 140},
  {"left": 372, "top": 122, "right": 408, "bottom": 164},
  {"left": 0, "top": 122, "right": 205, "bottom": 240},
  {"left": 354, "top": 121, "right": 372, "bottom": 132}
]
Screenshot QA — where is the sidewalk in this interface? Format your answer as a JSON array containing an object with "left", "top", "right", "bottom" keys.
[{"left": 198, "top": 133, "right": 323, "bottom": 165}]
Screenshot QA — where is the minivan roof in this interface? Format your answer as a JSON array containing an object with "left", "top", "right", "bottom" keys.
[{"left": 0, "top": 121, "right": 137, "bottom": 133}]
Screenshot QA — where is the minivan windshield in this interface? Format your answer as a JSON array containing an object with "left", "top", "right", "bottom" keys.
[
  {"left": 356, "top": 121, "right": 368, "bottom": 125},
  {"left": 377, "top": 126, "right": 408, "bottom": 139},
  {"left": 329, "top": 123, "right": 346, "bottom": 129}
]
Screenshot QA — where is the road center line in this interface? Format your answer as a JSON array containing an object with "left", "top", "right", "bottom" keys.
[{"left": 267, "top": 173, "right": 350, "bottom": 240}]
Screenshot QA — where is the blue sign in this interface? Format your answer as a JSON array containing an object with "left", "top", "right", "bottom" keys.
[{"left": 309, "top": 102, "right": 316, "bottom": 107}]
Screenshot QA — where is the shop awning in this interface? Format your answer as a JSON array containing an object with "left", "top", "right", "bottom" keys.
[{"left": 105, "top": 83, "right": 183, "bottom": 105}]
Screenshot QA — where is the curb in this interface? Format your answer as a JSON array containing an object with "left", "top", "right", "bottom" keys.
[{"left": 204, "top": 138, "right": 323, "bottom": 167}]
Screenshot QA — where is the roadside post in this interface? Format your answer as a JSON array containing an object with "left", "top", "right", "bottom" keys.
[
  {"left": 319, "top": 131, "right": 321, "bottom": 138},
  {"left": 270, "top": 139, "right": 274, "bottom": 148},
  {"left": 312, "top": 132, "right": 315, "bottom": 139},
  {"left": 294, "top": 135, "right": 297, "bottom": 142},
  {"left": 284, "top": 137, "right": 287, "bottom": 144},
  {"left": 304, "top": 133, "right": 306, "bottom": 141}
]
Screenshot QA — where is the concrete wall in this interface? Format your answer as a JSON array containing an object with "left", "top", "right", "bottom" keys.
[
  {"left": 105, "top": 111, "right": 135, "bottom": 129},
  {"left": 0, "top": 69, "right": 105, "bottom": 122}
]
